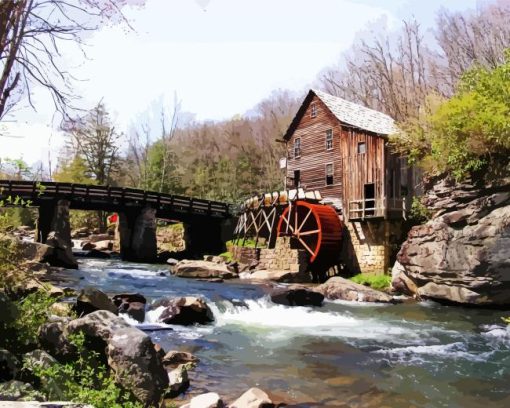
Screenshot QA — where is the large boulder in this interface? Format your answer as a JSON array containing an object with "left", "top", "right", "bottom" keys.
[
  {"left": 66, "top": 310, "right": 131, "bottom": 342},
  {"left": 76, "top": 287, "right": 117, "bottom": 316},
  {"left": 247, "top": 269, "right": 311, "bottom": 283},
  {"left": 67, "top": 311, "right": 169, "bottom": 406},
  {"left": 38, "top": 321, "right": 76, "bottom": 362},
  {"left": 270, "top": 285, "right": 324, "bottom": 307},
  {"left": 172, "top": 260, "right": 236, "bottom": 279},
  {"left": 112, "top": 293, "right": 146, "bottom": 323},
  {"left": 395, "top": 177, "right": 510, "bottom": 306},
  {"left": 107, "top": 327, "right": 169, "bottom": 405},
  {"left": 230, "top": 387, "right": 274, "bottom": 408},
  {"left": 153, "top": 297, "right": 214, "bottom": 325},
  {"left": 16, "top": 240, "right": 54, "bottom": 263},
  {"left": 315, "top": 277, "right": 394, "bottom": 303}
]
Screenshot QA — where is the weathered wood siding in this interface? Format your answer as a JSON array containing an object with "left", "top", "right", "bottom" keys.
[
  {"left": 340, "top": 128, "right": 386, "bottom": 218},
  {"left": 285, "top": 95, "right": 343, "bottom": 199}
]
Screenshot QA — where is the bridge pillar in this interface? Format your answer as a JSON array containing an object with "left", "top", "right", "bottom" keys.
[
  {"left": 118, "top": 206, "right": 157, "bottom": 263},
  {"left": 35, "top": 199, "right": 77, "bottom": 268},
  {"left": 183, "top": 219, "right": 231, "bottom": 258}
]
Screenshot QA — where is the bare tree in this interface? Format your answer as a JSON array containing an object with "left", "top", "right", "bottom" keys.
[
  {"left": 434, "top": 0, "right": 510, "bottom": 94},
  {"left": 62, "top": 101, "right": 122, "bottom": 186},
  {"left": 158, "top": 97, "right": 180, "bottom": 193},
  {"left": 0, "top": 0, "right": 144, "bottom": 122},
  {"left": 126, "top": 123, "right": 151, "bottom": 189}
]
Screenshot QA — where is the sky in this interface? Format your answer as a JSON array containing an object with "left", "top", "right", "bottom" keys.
[{"left": 1, "top": 0, "right": 482, "bottom": 167}]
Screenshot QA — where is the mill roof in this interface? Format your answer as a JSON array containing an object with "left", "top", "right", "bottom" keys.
[{"left": 283, "top": 89, "right": 398, "bottom": 140}]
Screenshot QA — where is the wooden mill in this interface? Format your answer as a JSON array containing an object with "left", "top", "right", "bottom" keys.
[{"left": 234, "top": 89, "right": 420, "bottom": 274}]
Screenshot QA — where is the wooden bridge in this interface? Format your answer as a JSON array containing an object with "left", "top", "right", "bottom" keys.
[
  {"left": 0, "top": 180, "right": 235, "bottom": 264},
  {"left": 0, "top": 180, "right": 233, "bottom": 219}
]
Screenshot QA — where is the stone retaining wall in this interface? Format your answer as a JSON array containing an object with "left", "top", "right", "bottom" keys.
[
  {"left": 343, "top": 220, "right": 403, "bottom": 275},
  {"left": 230, "top": 237, "right": 309, "bottom": 272}
]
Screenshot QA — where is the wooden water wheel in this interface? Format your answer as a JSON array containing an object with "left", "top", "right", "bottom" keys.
[{"left": 277, "top": 201, "right": 343, "bottom": 262}]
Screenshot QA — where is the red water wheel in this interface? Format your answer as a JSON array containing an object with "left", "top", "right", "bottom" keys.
[{"left": 277, "top": 201, "right": 343, "bottom": 263}]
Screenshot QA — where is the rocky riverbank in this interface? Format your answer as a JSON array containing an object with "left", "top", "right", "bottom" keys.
[{"left": 392, "top": 177, "right": 510, "bottom": 307}]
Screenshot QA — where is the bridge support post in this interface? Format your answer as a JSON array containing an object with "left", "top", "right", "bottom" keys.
[
  {"left": 35, "top": 199, "right": 77, "bottom": 268},
  {"left": 118, "top": 206, "right": 157, "bottom": 262}
]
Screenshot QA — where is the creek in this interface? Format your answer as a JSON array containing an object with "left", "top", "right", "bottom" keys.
[{"left": 64, "top": 258, "right": 510, "bottom": 407}]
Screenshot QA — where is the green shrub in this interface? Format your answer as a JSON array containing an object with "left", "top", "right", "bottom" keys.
[
  {"left": 226, "top": 238, "right": 264, "bottom": 248},
  {"left": 391, "top": 51, "right": 510, "bottom": 181},
  {"left": 219, "top": 251, "right": 233, "bottom": 262},
  {"left": 409, "top": 196, "right": 432, "bottom": 223},
  {"left": 350, "top": 273, "right": 392, "bottom": 290}
]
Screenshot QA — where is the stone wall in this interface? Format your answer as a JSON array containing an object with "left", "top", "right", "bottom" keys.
[
  {"left": 230, "top": 237, "right": 309, "bottom": 273},
  {"left": 258, "top": 237, "right": 309, "bottom": 273},
  {"left": 343, "top": 220, "right": 403, "bottom": 275}
]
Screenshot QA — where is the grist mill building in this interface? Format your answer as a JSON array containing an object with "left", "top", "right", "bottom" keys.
[{"left": 282, "top": 89, "right": 419, "bottom": 274}]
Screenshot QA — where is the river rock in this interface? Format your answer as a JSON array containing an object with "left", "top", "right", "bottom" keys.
[
  {"left": 0, "top": 380, "right": 45, "bottom": 402},
  {"left": 93, "top": 240, "right": 113, "bottom": 251},
  {"left": 76, "top": 287, "right": 117, "bottom": 316},
  {"left": 0, "top": 349, "right": 19, "bottom": 381},
  {"left": 230, "top": 387, "right": 274, "bottom": 408},
  {"left": 315, "top": 277, "right": 394, "bottom": 303},
  {"left": 248, "top": 269, "right": 311, "bottom": 283},
  {"left": 112, "top": 293, "right": 146, "bottom": 323},
  {"left": 162, "top": 350, "right": 199, "bottom": 367},
  {"left": 80, "top": 241, "right": 96, "bottom": 251},
  {"left": 88, "top": 233, "right": 111, "bottom": 243},
  {"left": 154, "top": 296, "right": 214, "bottom": 325},
  {"left": 107, "top": 327, "right": 169, "bottom": 406},
  {"left": 395, "top": 177, "right": 510, "bottom": 306},
  {"left": 270, "top": 285, "right": 324, "bottom": 307},
  {"left": 67, "top": 311, "right": 169, "bottom": 406},
  {"left": 166, "top": 363, "right": 190, "bottom": 398},
  {"left": 172, "top": 260, "right": 236, "bottom": 279},
  {"left": 166, "top": 258, "right": 179, "bottom": 266},
  {"left": 38, "top": 321, "right": 76, "bottom": 362},
  {"left": 181, "top": 392, "right": 224, "bottom": 408},
  {"left": 16, "top": 239, "right": 54, "bottom": 263}
]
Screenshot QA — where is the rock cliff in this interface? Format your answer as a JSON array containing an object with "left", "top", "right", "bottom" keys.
[{"left": 393, "top": 177, "right": 510, "bottom": 306}]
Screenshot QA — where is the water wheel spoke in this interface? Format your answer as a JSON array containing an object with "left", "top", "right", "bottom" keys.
[
  {"left": 299, "top": 229, "right": 320, "bottom": 236},
  {"left": 297, "top": 208, "right": 313, "bottom": 233},
  {"left": 281, "top": 211, "right": 295, "bottom": 233},
  {"left": 298, "top": 237, "right": 316, "bottom": 257}
]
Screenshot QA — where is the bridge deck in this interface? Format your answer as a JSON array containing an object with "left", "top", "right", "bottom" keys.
[{"left": 0, "top": 180, "right": 232, "bottom": 219}]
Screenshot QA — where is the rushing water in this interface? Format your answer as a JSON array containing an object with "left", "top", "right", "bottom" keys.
[{"left": 64, "top": 258, "right": 510, "bottom": 407}]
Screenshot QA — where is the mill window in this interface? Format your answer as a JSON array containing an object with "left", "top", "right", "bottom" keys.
[
  {"left": 326, "top": 129, "right": 333, "bottom": 150},
  {"left": 358, "top": 142, "right": 366, "bottom": 154},
  {"left": 325, "top": 163, "right": 334, "bottom": 186},
  {"left": 311, "top": 103, "right": 317, "bottom": 118},
  {"left": 294, "top": 138, "right": 301, "bottom": 158}
]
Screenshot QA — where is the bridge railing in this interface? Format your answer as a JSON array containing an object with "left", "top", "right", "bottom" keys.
[{"left": 0, "top": 180, "right": 233, "bottom": 218}]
